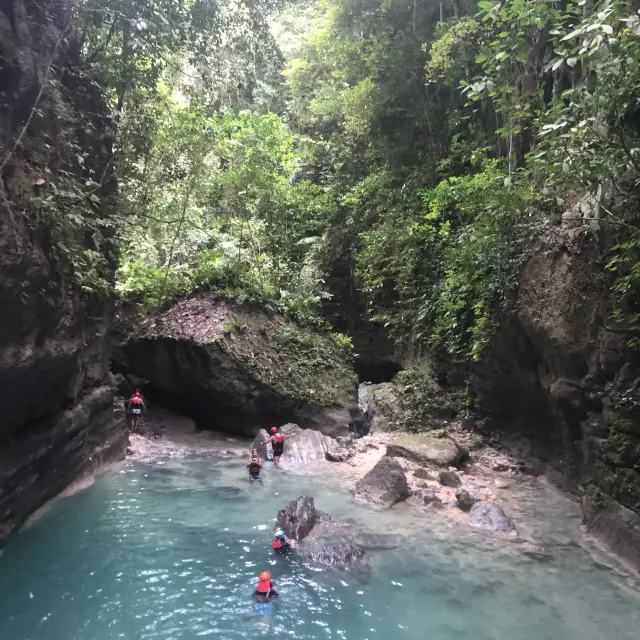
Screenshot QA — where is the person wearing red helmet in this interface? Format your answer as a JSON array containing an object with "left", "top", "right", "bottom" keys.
[
  {"left": 254, "top": 571, "right": 278, "bottom": 600},
  {"left": 127, "top": 389, "right": 146, "bottom": 432},
  {"left": 262, "top": 426, "right": 296, "bottom": 468}
]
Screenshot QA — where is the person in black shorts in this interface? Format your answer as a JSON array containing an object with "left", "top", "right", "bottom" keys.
[
  {"left": 263, "top": 426, "right": 296, "bottom": 468},
  {"left": 247, "top": 448, "right": 263, "bottom": 480}
]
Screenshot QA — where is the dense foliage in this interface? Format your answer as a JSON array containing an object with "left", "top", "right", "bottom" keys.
[{"left": 17, "top": 0, "right": 640, "bottom": 351}]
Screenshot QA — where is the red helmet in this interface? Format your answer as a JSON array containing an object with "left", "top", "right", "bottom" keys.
[
  {"left": 270, "top": 427, "right": 278, "bottom": 434},
  {"left": 259, "top": 571, "right": 271, "bottom": 582},
  {"left": 135, "top": 389, "right": 141, "bottom": 395}
]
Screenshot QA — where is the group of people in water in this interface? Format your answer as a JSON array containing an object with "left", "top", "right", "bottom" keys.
[
  {"left": 249, "top": 426, "right": 298, "bottom": 604},
  {"left": 247, "top": 425, "right": 297, "bottom": 477},
  {"left": 126, "top": 389, "right": 296, "bottom": 606}
]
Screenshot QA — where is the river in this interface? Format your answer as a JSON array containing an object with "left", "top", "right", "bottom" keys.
[{"left": 0, "top": 446, "right": 638, "bottom": 639}]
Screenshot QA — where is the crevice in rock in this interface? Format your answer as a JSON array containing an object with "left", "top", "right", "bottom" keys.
[{"left": 354, "top": 359, "right": 403, "bottom": 384}]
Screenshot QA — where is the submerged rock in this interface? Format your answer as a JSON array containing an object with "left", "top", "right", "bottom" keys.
[
  {"left": 352, "top": 532, "right": 403, "bottom": 550},
  {"left": 455, "top": 488, "right": 478, "bottom": 512},
  {"left": 386, "top": 437, "right": 466, "bottom": 468},
  {"left": 354, "top": 457, "right": 410, "bottom": 509},
  {"left": 469, "top": 501, "right": 517, "bottom": 536}
]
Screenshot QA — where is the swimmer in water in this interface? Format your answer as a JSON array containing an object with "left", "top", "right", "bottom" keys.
[
  {"left": 271, "top": 529, "right": 295, "bottom": 553},
  {"left": 254, "top": 571, "right": 278, "bottom": 601},
  {"left": 247, "top": 448, "right": 263, "bottom": 480}
]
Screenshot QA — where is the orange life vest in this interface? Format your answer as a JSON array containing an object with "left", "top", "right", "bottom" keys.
[{"left": 256, "top": 579, "right": 272, "bottom": 594}]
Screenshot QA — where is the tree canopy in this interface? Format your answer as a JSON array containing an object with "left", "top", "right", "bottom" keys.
[{"left": 15, "top": 0, "right": 640, "bottom": 354}]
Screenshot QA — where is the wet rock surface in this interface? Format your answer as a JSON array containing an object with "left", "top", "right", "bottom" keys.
[
  {"left": 469, "top": 501, "right": 517, "bottom": 536},
  {"left": 354, "top": 457, "right": 410, "bottom": 510}
]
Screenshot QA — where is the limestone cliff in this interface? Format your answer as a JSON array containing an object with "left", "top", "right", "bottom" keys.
[
  {"left": 114, "top": 295, "right": 360, "bottom": 437},
  {"left": 0, "top": 0, "right": 126, "bottom": 544},
  {"left": 469, "top": 224, "right": 640, "bottom": 567}
]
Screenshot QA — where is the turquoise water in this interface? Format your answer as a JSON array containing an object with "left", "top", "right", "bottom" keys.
[{"left": 0, "top": 454, "right": 638, "bottom": 640}]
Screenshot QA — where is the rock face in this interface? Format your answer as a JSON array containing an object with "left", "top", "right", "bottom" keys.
[
  {"left": 358, "top": 374, "right": 455, "bottom": 433},
  {"left": 387, "top": 438, "right": 465, "bottom": 468},
  {"left": 468, "top": 225, "right": 639, "bottom": 563},
  {"left": 276, "top": 496, "right": 319, "bottom": 540},
  {"left": 469, "top": 501, "right": 517, "bottom": 536},
  {"left": 354, "top": 457, "right": 410, "bottom": 509},
  {"left": 276, "top": 495, "right": 366, "bottom": 568},
  {"left": 115, "top": 296, "right": 360, "bottom": 437},
  {"left": 0, "top": 0, "right": 126, "bottom": 544},
  {"left": 279, "top": 424, "right": 337, "bottom": 464}
]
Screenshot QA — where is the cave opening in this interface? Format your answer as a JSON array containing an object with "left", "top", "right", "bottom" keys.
[{"left": 354, "top": 359, "right": 403, "bottom": 384}]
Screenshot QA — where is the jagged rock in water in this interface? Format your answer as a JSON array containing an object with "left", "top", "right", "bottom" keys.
[
  {"left": 581, "top": 496, "right": 640, "bottom": 570},
  {"left": 275, "top": 495, "right": 368, "bottom": 569},
  {"left": 115, "top": 296, "right": 361, "bottom": 438},
  {"left": 354, "top": 457, "right": 410, "bottom": 510},
  {"left": 469, "top": 501, "right": 517, "bottom": 536},
  {"left": 276, "top": 496, "right": 319, "bottom": 541},
  {"left": 0, "top": 0, "right": 125, "bottom": 544},
  {"left": 386, "top": 437, "right": 466, "bottom": 468},
  {"left": 455, "top": 488, "right": 478, "bottom": 512}
]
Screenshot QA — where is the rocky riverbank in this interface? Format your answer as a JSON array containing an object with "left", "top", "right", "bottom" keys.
[{"left": 127, "top": 407, "right": 640, "bottom": 586}]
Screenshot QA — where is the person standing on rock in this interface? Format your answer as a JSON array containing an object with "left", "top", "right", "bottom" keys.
[
  {"left": 263, "top": 426, "right": 296, "bottom": 468},
  {"left": 247, "top": 448, "right": 263, "bottom": 481},
  {"left": 127, "top": 389, "right": 146, "bottom": 432}
]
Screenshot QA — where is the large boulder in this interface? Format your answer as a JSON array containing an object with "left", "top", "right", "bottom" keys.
[
  {"left": 386, "top": 437, "right": 466, "bottom": 468},
  {"left": 438, "top": 470, "right": 461, "bottom": 488},
  {"left": 354, "top": 457, "right": 410, "bottom": 509},
  {"left": 357, "top": 371, "right": 455, "bottom": 433},
  {"left": 275, "top": 496, "right": 368, "bottom": 569},
  {"left": 115, "top": 295, "right": 360, "bottom": 437},
  {"left": 469, "top": 501, "right": 517, "bottom": 536},
  {"left": 277, "top": 423, "right": 341, "bottom": 464},
  {"left": 276, "top": 496, "right": 319, "bottom": 541}
]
